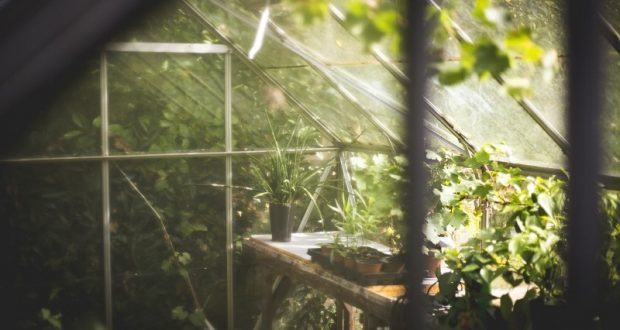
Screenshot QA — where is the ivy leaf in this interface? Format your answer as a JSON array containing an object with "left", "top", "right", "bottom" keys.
[
  {"left": 438, "top": 64, "right": 470, "bottom": 85},
  {"left": 505, "top": 28, "right": 544, "bottom": 63},
  {"left": 463, "top": 39, "right": 511, "bottom": 78},
  {"left": 537, "top": 193, "right": 554, "bottom": 217},
  {"left": 472, "top": 184, "right": 493, "bottom": 198}
]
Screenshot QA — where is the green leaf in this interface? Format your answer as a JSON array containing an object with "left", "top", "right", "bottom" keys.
[
  {"left": 462, "top": 264, "right": 480, "bottom": 272},
  {"left": 438, "top": 64, "right": 470, "bottom": 85},
  {"left": 537, "top": 193, "right": 554, "bottom": 217},
  {"left": 92, "top": 116, "right": 101, "bottom": 128},
  {"left": 171, "top": 306, "right": 189, "bottom": 320},
  {"left": 465, "top": 39, "right": 511, "bottom": 78},
  {"left": 505, "top": 28, "right": 544, "bottom": 62},
  {"left": 500, "top": 294, "right": 513, "bottom": 319},
  {"left": 504, "top": 78, "right": 533, "bottom": 100},
  {"left": 472, "top": 184, "right": 492, "bottom": 198},
  {"left": 62, "top": 130, "right": 82, "bottom": 140},
  {"left": 188, "top": 310, "right": 206, "bottom": 327}
]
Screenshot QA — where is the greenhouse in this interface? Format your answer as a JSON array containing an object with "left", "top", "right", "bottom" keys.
[{"left": 0, "top": 0, "right": 619, "bottom": 329}]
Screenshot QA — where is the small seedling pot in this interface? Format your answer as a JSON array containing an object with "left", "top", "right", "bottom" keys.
[{"left": 355, "top": 257, "right": 383, "bottom": 274}]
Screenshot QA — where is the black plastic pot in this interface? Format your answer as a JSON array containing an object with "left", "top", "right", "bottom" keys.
[{"left": 269, "top": 203, "right": 293, "bottom": 242}]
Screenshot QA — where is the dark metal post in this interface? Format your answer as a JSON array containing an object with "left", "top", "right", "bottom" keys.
[
  {"left": 404, "top": 0, "right": 429, "bottom": 329},
  {"left": 566, "top": 0, "right": 603, "bottom": 327}
]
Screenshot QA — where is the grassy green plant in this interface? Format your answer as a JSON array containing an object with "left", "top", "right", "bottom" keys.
[
  {"left": 250, "top": 116, "right": 320, "bottom": 206},
  {"left": 329, "top": 190, "right": 380, "bottom": 251}
]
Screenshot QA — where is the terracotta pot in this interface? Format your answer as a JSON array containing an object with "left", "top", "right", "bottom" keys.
[
  {"left": 343, "top": 255, "right": 356, "bottom": 270},
  {"left": 355, "top": 258, "right": 383, "bottom": 273},
  {"left": 425, "top": 253, "right": 442, "bottom": 278},
  {"left": 269, "top": 203, "right": 293, "bottom": 242},
  {"left": 320, "top": 245, "right": 333, "bottom": 257}
]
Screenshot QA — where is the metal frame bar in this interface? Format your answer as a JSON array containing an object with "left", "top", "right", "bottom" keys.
[
  {"left": 224, "top": 51, "right": 234, "bottom": 330},
  {"left": 100, "top": 51, "right": 113, "bottom": 330},
  {"left": 105, "top": 42, "right": 228, "bottom": 54},
  {"left": 297, "top": 162, "right": 335, "bottom": 232},
  {"left": 339, "top": 153, "right": 356, "bottom": 208},
  {"left": 0, "top": 147, "right": 341, "bottom": 163}
]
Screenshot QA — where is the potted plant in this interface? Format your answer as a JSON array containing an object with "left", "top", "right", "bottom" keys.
[
  {"left": 250, "top": 118, "right": 321, "bottom": 242},
  {"left": 329, "top": 191, "right": 384, "bottom": 273}
]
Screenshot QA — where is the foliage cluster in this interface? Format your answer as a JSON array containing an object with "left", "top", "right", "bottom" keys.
[{"left": 431, "top": 146, "right": 620, "bottom": 329}]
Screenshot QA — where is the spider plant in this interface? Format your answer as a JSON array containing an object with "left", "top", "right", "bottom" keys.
[{"left": 249, "top": 117, "right": 320, "bottom": 206}]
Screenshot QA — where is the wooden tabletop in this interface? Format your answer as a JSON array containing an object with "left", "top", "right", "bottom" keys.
[{"left": 243, "top": 232, "right": 437, "bottom": 324}]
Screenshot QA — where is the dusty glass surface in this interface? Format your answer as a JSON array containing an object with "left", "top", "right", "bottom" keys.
[
  {"left": 188, "top": 0, "right": 306, "bottom": 68},
  {"left": 428, "top": 77, "right": 565, "bottom": 165},
  {"left": 110, "top": 159, "right": 227, "bottom": 328},
  {"left": 231, "top": 57, "right": 334, "bottom": 149},
  {"left": 107, "top": 52, "right": 225, "bottom": 154},
  {"left": 265, "top": 66, "right": 391, "bottom": 146}
]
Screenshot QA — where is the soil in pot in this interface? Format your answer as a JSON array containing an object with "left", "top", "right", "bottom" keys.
[{"left": 269, "top": 203, "right": 293, "bottom": 242}]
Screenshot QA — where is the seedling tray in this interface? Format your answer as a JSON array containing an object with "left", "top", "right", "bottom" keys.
[{"left": 307, "top": 248, "right": 405, "bottom": 286}]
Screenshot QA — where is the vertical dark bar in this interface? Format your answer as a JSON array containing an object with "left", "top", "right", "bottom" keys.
[
  {"left": 404, "top": 0, "right": 428, "bottom": 329},
  {"left": 567, "top": 0, "right": 603, "bottom": 327}
]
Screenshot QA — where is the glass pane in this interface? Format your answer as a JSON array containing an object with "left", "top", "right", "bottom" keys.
[
  {"left": 1, "top": 163, "right": 104, "bottom": 329},
  {"left": 266, "top": 66, "right": 390, "bottom": 146},
  {"left": 110, "top": 158, "right": 227, "bottom": 329},
  {"left": 111, "top": 1, "right": 213, "bottom": 43},
  {"left": 188, "top": 0, "right": 306, "bottom": 68},
  {"left": 191, "top": 0, "right": 391, "bottom": 146},
  {"left": 603, "top": 0, "right": 620, "bottom": 29},
  {"left": 602, "top": 49, "right": 620, "bottom": 175},
  {"left": 428, "top": 77, "right": 565, "bottom": 165},
  {"left": 107, "top": 52, "right": 225, "bottom": 153},
  {"left": 8, "top": 59, "right": 101, "bottom": 158},
  {"left": 231, "top": 57, "right": 335, "bottom": 149},
  {"left": 448, "top": 0, "right": 565, "bottom": 50},
  {"left": 268, "top": 2, "right": 376, "bottom": 65},
  {"left": 331, "top": 63, "right": 405, "bottom": 139}
]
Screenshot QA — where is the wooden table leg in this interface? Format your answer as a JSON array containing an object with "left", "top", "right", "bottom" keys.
[
  {"left": 253, "top": 275, "right": 294, "bottom": 330},
  {"left": 336, "top": 301, "right": 356, "bottom": 330}
]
